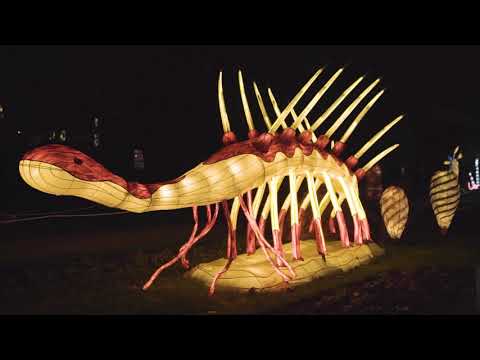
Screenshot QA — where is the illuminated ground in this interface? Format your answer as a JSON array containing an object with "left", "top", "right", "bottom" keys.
[
  {"left": 0, "top": 210, "right": 479, "bottom": 314},
  {"left": 188, "top": 240, "right": 384, "bottom": 293}
]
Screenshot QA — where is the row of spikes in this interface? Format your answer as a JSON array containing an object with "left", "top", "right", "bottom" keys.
[
  {"left": 217, "top": 68, "right": 402, "bottom": 266},
  {"left": 217, "top": 68, "right": 403, "bottom": 178}
]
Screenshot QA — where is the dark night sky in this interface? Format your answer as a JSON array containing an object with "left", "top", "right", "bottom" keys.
[{"left": 1, "top": 45, "right": 480, "bottom": 208}]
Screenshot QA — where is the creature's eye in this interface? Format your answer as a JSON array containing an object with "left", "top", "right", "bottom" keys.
[{"left": 74, "top": 157, "right": 83, "bottom": 165}]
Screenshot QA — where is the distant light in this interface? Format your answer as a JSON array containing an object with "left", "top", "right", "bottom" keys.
[
  {"left": 468, "top": 158, "right": 480, "bottom": 191},
  {"left": 17, "top": 130, "right": 21, "bottom": 135},
  {"left": 59, "top": 129, "right": 67, "bottom": 142}
]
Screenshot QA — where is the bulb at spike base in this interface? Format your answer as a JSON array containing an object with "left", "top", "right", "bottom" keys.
[
  {"left": 315, "top": 135, "right": 330, "bottom": 150},
  {"left": 279, "top": 128, "right": 296, "bottom": 144},
  {"left": 346, "top": 155, "right": 359, "bottom": 169},
  {"left": 355, "top": 168, "right": 366, "bottom": 181},
  {"left": 247, "top": 129, "right": 260, "bottom": 139},
  {"left": 298, "top": 130, "right": 313, "bottom": 145},
  {"left": 222, "top": 131, "right": 237, "bottom": 146},
  {"left": 332, "top": 141, "right": 346, "bottom": 157},
  {"left": 252, "top": 133, "right": 274, "bottom": 153}
]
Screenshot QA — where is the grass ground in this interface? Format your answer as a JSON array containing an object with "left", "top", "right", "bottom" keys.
[{"left": 1, "top": 210, "right": 479, "bottom": 314}]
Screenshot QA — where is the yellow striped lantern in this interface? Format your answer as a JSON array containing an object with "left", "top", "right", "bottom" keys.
[
  {"left": 430, "top": 146, "right": 462, "bottom": 235},
  {"left": 379, "top": 186, "right": 409, "bottom": 240}
]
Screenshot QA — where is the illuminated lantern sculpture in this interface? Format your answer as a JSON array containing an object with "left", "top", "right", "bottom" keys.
[
  {"left": 19, "top": 68, "right": 404, "bottom": 294},
  {"left": 467, "top": 157, "right": 479, "bottom": 191},
  {"left": 430, "top": 146, "right": 462, "bottom": 235},
  {"left": 379, "top": 186, "right": 409, "bottom": 240}
]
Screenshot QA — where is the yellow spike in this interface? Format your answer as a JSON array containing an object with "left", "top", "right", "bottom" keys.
[
  {"left": 238, "top": 70, "right": 255, "bottom": 131},
  {"left": 288, "top": 170, "right": 300, "bottom": 225},
  {"left": 310, "top": 76, "right": 364, "bottom": 133},
  {"left": 330, "top": 194, "right": 345, "bottom": 218},
  {"left": 361, "top": 144, "right": 400, "bottom": 173},
  {"left": 354, "top": 115, "right": 404, "bottom": 159},
  {"left": 300, "top": 178, "right": 322, "bottom": 210},
  {"left": 230, "top": 197, "right": 241, "bottom": 228},
  {"left": 252, "top": 183, "right": 267, "bottom": 218},
  {"left": 269, "top": 177, "right": 280, "bottom": 230},
  {"left": 268, "top": 88, "right": 314, "bottom": 136},
  {"left": 306, "top": 172, "right": 321, "bottom": 219},
  {"left": 280, "top": 175, "right": 305, "bottom": 213},
  {"left": 453, "top": 145, "right": 460, "bottom": 156},
  {"left": 269, "top": 68, "right": 324, "bottom": 133},
  {"left": 268, "top": 88, "right": 288, "bottom": 129},
  {"left": 218, "top": 71, "right": 231, "bottom": 133},
  {"left": 261, "top": 176, "right": 286, "bottom": 219},
  {"left": 325, "top": 78, "right": 381, "bottom": 138},
  {"left": 340, "top": 89, "right": 385, "bottom": 143},
  {"left": 291, "top": 68, "right": 344, "bottom": 130},
  {"left": 322, "top": 173, "right": 341, "bottom": 212},
  {"left": 318, "top": 192, "right": 331, "bottom": 215},
  {"left": 292, "top": 109, "right": 317, "bottom": 142},
  {"left": 253, "top": 82, "right": 272, "bottom": 130},
  {"left": 337, "top": 178, "right": 357, "bottom": 216}
]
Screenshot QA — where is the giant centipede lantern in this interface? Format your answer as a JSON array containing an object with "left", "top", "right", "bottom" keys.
[
  {"left": 19, "top": 68, "right": 404, "bottom": 294},
  {"left": 430, "top": 146, "right": 462, "bottom": 235}
]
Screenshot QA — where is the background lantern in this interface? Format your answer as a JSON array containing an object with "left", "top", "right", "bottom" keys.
[
  {"left": 430, "top": 146, "right": 462, "bottom": 235},
  {"left": 380, "top": 186, "right": 409, "bottom": 240}
]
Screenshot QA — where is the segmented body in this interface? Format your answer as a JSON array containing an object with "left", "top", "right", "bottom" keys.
[
  {"left": 429, "top": 147, "right": 462, "bottom": 235},
  {"left": 18, "top": 67, "right": 403, "bottom": 294},
  {"left": 20, "top": 141, "right": 356, "bottom": 212},
  {"left": 380, "top": 186, "right": 409, "bottom": 239}
]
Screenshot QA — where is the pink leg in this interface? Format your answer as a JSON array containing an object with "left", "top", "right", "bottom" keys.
[
  {"left": 353, "top": 214, "right": 362, "bottom": 245},
  {"left": 291, "top": 223, "right": 303, "bottom": 261},
  {"left": 298, "top": 208, "right": 305, "bottom": 240},
  {"left": 328, "top": 217, "right": 337, "bottom": 234},
  {"left": 181, "top": 204, "right": 220, "bottom": 267},
  {"left": 206, "top": 204, "right": 212, "bottom": 223},
  {"left": 222, "top": 200, "right": 237, "bottom": 259},
  {"left": 336, "top": 211, "right": 350, "bottom": 247},
  {"left": 312, "top": 218, "right": 327, "bottom": 256},
  {"left": 278, "top": 208, "right": 288, "bottom": 244},
  {"left": 272, "top": 229, "right": 284, "bottom": 267},
  {"left": 308, "top": 218, "right": 314, "bottom": 234},
  {"left": 259, "top": 216, "right": 267, "bottom": 239},
  {"left": 238, "top": 196, "right": 296, "bottom": 280},
  {"left": 143, "top": 203, "right": 220, "bottom": 290},
  {"left": 180, "top": 206, "right": 199, "bottom": 269},
  {"left": 360, "top": 218, "right": 371, "bottom": 242},
  {"left": 209, "top": 258, "right": 234, "bottom": 296}
]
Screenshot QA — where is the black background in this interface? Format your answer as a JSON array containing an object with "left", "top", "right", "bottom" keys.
[{"left": 1, "top": 45, "right": 479, "bottom": 212}]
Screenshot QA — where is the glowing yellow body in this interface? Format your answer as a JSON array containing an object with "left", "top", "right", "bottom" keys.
[{"left": 19, "top": 147, "right": 357, "bottom": 213}]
